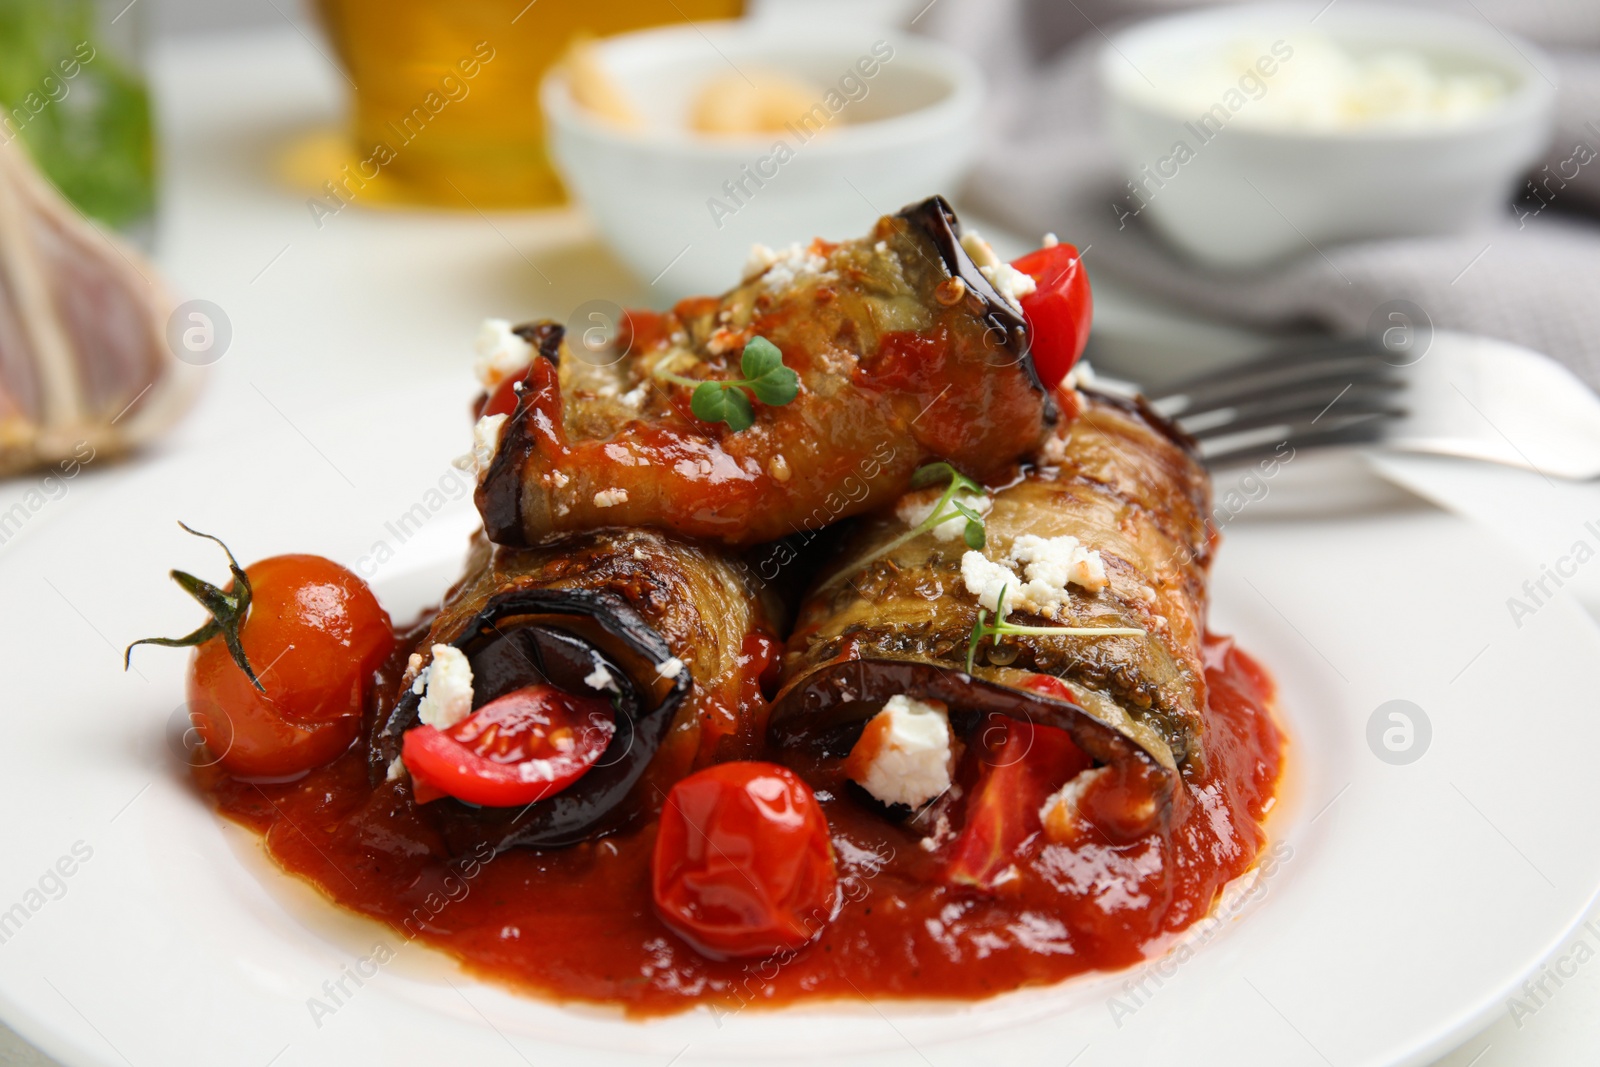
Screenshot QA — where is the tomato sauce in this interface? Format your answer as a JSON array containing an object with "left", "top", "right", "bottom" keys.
[{"left": 200, "top": 633, "right": 1281, "bottom": 1014}]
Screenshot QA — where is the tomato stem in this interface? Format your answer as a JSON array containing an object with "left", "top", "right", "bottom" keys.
[{"left": 124, "top": 522, "right": 264, "bottom": 691}]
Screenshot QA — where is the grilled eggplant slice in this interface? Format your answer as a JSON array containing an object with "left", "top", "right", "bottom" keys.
[
  {"left": 374, "top": 528, "right": 780, "bottom": 852},
  {"left": 770, "top": 389, "right": 1212, "bottom": 841},
  {"left": 476, "top": 196, "right": 1055, "bottom": 548}
]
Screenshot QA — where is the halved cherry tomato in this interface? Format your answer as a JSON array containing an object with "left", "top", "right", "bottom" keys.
[
  {"left": 1011, "top": 243, "right": 1092, "bottom": 391},
  {"left": 652, "top": 761, "right": 838, "bottom": 960},
  {"left": 943, "top": 710, "right": 1092, "bottom": 891},
  {"left": 402, "top": 684, "right": 615, "bottom": 807},
  {"left": 188, "top": 555, "right": 393, "bottom": 777}
]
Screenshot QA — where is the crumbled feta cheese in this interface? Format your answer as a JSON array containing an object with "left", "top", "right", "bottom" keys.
[
  {"left": 743, "top": 243, "right": 779, "bottom": 282},
  {"left": 961, "top": 552, "right": 1023, "bottom": 613},
  {"left": 619, "top": 383, "right": 649, "bottom": 409},
  {"left": 874, "top": 240, "right": 888, "bottom": 254},
  {"left": 418, "top": 645, "right": 474, "bottom": 729},
  {"left": 584, "top": 655, "right": 617, "bottom": 693},
  {"left": 1040, "top": 767, "right": 1109, "bottom": 843},
  {"left": 593, "top": 487, "right": 629, "bottom": 508},
  {"left": 473, "top": 318, "right": 534, "bottom": 388},
  {"left": 959, "top": 230, "right": 1000, "bottom": 270},
  {"left": 895, "top": 487, "right": 991, "bottom": 542},
  {"left": 959, "top": 230, "right": 1035, "bottom": 311},
  {"left": 705, "top": 326, "right": 744, "bottom": 355},
  {"left": 1042, "top": 232, "right": 1059, "bottom": 248},
  {"left": 385, "top": 756, "right": 407, "bottom": 783},
  {"left": 411, "top": 668, "right": 427, "bottom": 696},
  {"left": 656, "top": 656, "right": 686, "bottom": 679},
  {"left": 1040, "top": 434, "right": 1069, "bottom": 465},
  {"left": 471, "top": 414, "right": 508, "bottom": 478},
  {"left": 979, "top": 260, "right": 1037, "bottom": 310},
  {"left": 1012, "top": 534, "right": 1108, "bottom": 595},
  {"left": 746, "top": 241, "right": 829, "bottom": 289},
  {"left": 919, "top": 810, "right": 953, "bottom": 851},
  {"left": 551, "top": 470, "right": 569, "bottom": 488},
  {"left": 847, "top": 695, "right": 953, "bottom": 809},
  {"left": 960, "top": 534, "right": 1109, "bottom": 618}
]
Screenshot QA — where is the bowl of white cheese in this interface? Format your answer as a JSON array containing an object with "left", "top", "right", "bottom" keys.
[{"left": 1100, "top": 2, "right": 1556, "bottom": 268}]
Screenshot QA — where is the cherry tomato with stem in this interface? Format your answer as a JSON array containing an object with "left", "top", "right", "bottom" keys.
[{"left": 130, "top": 525, "right": 394, "bottom": 778}]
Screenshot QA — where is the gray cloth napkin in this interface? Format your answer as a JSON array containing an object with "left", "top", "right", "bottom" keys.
[{"left": 922, "top": 0, "right": 1600, "bottom": 389}]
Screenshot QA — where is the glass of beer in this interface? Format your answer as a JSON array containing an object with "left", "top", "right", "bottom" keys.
[{"left": 313, "top": 0, "right": 744, "bottom": 208}]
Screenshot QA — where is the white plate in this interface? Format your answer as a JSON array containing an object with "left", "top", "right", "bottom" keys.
[{"left": 2, "top": 381, "right": 1598, "bottom": 1067}]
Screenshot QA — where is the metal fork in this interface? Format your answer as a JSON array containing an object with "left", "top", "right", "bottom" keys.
[{"left": 1087, "top": 338, "right": 1407, "bottom": 468}]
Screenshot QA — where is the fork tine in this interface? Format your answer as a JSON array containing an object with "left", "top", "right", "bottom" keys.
[
  {"left": 1154, "top": 345, "right": 1395, "bottom": 416},
  {"left": 1185, "top": 401, "right": 1405, "bottom": 441},
  {"left": 1178, "top": 383, "right": 1405, "bottom": 437},
  {"left": 1198, "top": 414, "right": 1391, "bottom": 467},
  {"left": 1159, "top": 337, "right": 1381, "bottom": 390}
]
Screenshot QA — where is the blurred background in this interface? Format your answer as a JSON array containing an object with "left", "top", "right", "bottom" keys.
[{"left": 2, "top": 1, "right": 1599, "bottom": 1063}]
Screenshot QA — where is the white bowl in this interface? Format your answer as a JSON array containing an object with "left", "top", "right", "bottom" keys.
[
  {"left": 541, "top": 21, "right": 983, "bottom": 298},
  {"left": 1100, "top": 2, "right": 1556, "bottom": 269}
]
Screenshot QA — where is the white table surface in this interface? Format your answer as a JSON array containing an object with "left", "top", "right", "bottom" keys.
[{"left": 4, "top": 25, "right": 1599, "bottom": 1067}]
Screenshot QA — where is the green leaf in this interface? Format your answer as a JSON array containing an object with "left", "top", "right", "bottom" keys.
[
  {"left": 748, "top": 365, "right": 799, "bottom": 406},
  {"left": 949, "top": 471, "right": 984, "bottom": 496},
  {"left": 720, "top": 387, "right": 755, "bottom": 432},
  {"left": 690, "top": 380, "right": 728, "bottom": 424},
  {"left": 678, "top": 335, "right": 796, "bottom": 432},
  {"left": 740, "top": 335, "right": 783, "bottom": 379},
  {"left": 911, "top": 461, "right": 982, "bottom": 497},
  {"left": 911, "top": 461, "right": 958, "bottom": 489},
  {"left": 963, "top": 522, "right": 986, "bottom": 550}
]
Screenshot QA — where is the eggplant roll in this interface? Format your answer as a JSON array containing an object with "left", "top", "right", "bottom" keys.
[
  {"left": 373, "top": 528, "right": 779, "bottom": 852},
  {"left": 770, "top": 390, "right": 1212, "bottom": 839},
  {"left": 476, "top": 196, "right": 1055, "bottom": 549}
]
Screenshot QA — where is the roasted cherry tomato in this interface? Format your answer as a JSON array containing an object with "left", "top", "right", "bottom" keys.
[
  {"left": 652, "top": 762, "right": 838, "bottom": 960},
  {"left": 402, "top": 684, "right": 615, "bottom": 807},
  {"left": 943, "top": 710, "right": 1092, "bottom": 891},
  {"left": 1011, "top": 243, "right": 1092, "bottom": 391},
  {"left": 179, "top": 553, "right": 393, "bottom": 778}
]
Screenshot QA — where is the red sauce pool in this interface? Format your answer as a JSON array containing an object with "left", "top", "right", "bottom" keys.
[{"left": 201, "top": 633, "right": 1282, "bottom": 1014}]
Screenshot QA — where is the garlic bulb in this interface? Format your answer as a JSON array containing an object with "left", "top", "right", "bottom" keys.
[{"left": 0, "top": 137, "right": 196, "bottom": 478}]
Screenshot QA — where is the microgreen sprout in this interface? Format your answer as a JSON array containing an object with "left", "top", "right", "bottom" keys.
[
  {"left": 965, "top": 585, "right": 1145, "bottom": 672},
  {"left": 817, "top": 461, "right": 988, "bottom": 593},
  {"left": 660, "top": 335, "right": 798, "bottom": 432}
]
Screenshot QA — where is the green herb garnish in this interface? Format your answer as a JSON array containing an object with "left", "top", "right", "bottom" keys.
[
  {"left": 663, "top": 335, "right": 798, "bottom": 432},
  {"left": 908, "top": 462, "right": 988, "bottom": 551},
  {"left": 817, "top": 462, "right": 988, "bottom": 594},
  {"left": 125, "top": 522, "right": 263, "bottom": 690},
  {"left": 965, "top": 585, "right": 1145, "bottom": 672}
]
